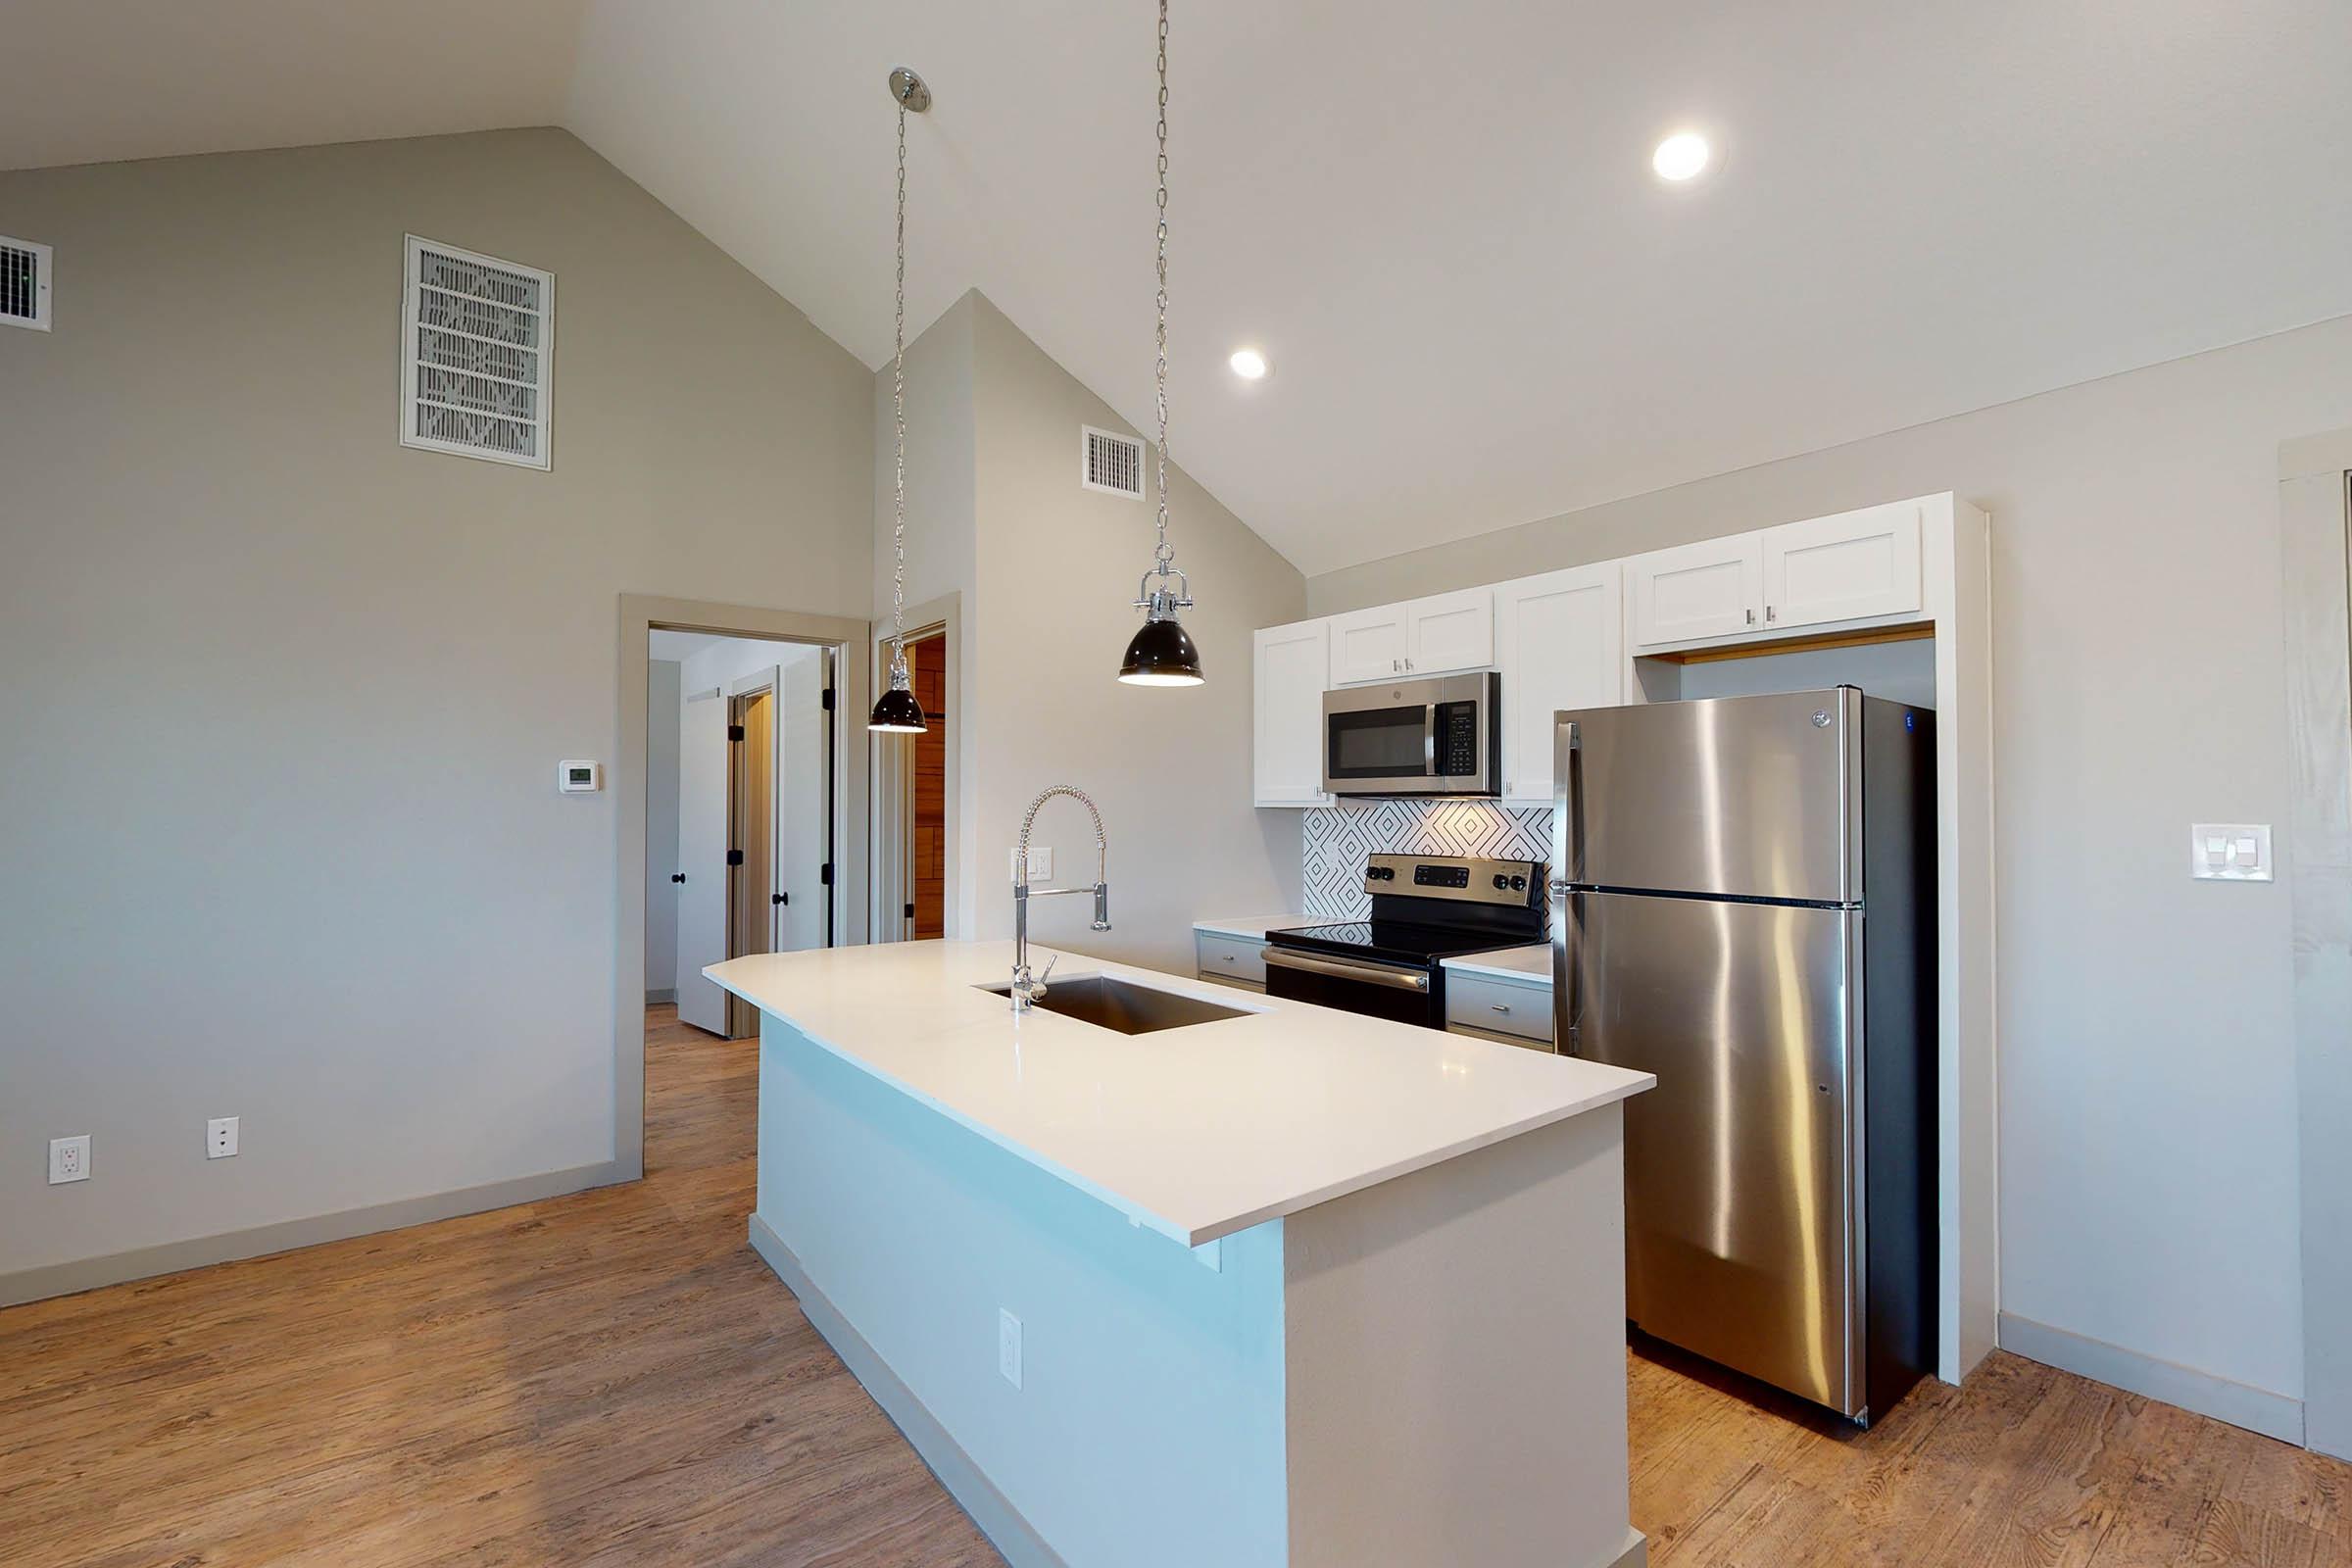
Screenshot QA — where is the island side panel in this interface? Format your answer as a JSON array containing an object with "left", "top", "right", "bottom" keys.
[
  {"left": 1281, "top": 1104, "right": 1642, "bottom": 1568},
  {"left": 753, "top": 1014, "right": 1291, "bottom": 1568}
]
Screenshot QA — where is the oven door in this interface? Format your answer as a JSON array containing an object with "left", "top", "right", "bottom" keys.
[{"left": 1263, "top": 947, "right": 1437, "bottom": 1027}]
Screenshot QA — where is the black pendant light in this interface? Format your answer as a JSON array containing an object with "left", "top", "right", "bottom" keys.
[
  {"left": 1118, "top": 0, "right": 1204, "bottom": 687},
  {"left": 870, "top": 67, "right": 933, "bottom": 733}
]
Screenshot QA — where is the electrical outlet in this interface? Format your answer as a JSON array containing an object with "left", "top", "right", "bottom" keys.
[
  {"left": 1008, "top": 846, "right": 1053, "bottom": 882},
  {"left": 998, "top": 1308, "right": 1023, "bottom": 1390},
  {"left": 49, "top": 1135, "right": 89, "bottom": 1185},
  {"left": 207, "top": 1116, "right": 239, "bottom": 1159}
]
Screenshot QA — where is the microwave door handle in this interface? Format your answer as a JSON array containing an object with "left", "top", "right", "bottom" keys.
[{"left": 1424, "top": 705, "right": 1439, "bottom": 778}]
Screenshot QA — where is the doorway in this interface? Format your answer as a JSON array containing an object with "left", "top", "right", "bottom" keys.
[
  {"left": 904, "top": 630, "right": 947, "bottom": 939},
  {"left": 871, "top": 599, "right": 959, "bottom": 944},
  {"left": 648, "top": 633, "right": 838, "bottom": 1043}
]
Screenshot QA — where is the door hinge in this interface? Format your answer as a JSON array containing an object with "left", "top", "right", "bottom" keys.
[
  {"left": 905, "top": 902, "right": 916, "bottom": 920},
  {"left": 772, "top": 892, "right": 788, "bottom": 906},
  {"left": 820, "top": 862, "right": 833, "bottom": 886},
  {"left": 727, "top": 723, "right": 745, "bottom": 743},
  {"left": 726, "top": 849, "right": 745, "bottom": 866},
  {"left": 821, "top": 688, "right": 835, "bottom": 711}
]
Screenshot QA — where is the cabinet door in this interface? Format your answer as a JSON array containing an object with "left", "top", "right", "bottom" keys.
[
  {"left": 1327, "top": 604, "right": 1411, "bottom": 685},
  {"left": 1628, "top": 534, "right": 1765, "bottom": 648},
  {"left": 1494, "top": 564, "right": 1623, "bottom": 804},
  {"left": 1402, "top": 586, "right": 1495, "bottom": 675},
  {"left": 1253, "top": 619, "right": 1333, "bottom": 806},
  {"left": 1761, "top": 499, "right": 1923, "bottom": 630}
]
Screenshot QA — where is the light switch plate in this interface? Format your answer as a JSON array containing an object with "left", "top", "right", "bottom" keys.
[
  {"left": 2190, "top": 823, "right": 2273, "bottom": 882},
  {"left": 1009, "top": 846, "right": 1052, "bottom": 882},
  {"left": 998, "top": 1308, "right": 1024, "bottom": 1390}
]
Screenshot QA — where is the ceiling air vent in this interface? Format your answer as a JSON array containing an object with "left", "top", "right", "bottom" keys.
[
  {"left": 1081, "top": 424, "right": 1145, "bottom": 500},
  {"left": 399, "top": 234, "right": 554, "bottom": 469},
  {"left": 1, "top": 236, "right": 52, "bottom": 331}
]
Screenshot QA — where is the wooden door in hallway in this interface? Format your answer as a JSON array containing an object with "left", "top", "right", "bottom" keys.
[{"left": 906, "top": 631, "right": 947, "bottom": 939}]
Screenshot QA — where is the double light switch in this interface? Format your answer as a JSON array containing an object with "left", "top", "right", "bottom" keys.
[{"left": 2190, "top": 823, "right": 2272, "bottom": 882}]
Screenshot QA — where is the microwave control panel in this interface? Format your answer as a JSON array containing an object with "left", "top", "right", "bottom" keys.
[{"left": 1437, "top": 702, "right": 1480, "bottom": 776}]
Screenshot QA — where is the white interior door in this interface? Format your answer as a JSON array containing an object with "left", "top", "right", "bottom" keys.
[
  {"left": 777, "top": 652, "right": 830, "bottom": 953},
  {"left": 674, "top": 690, "right": 730, "bottom": 1034}
]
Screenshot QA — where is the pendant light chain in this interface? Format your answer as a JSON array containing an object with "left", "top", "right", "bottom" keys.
[
  {"left": 889, "top": 94, "right": 911, "bottom": 687},
  {"left": 1152, "top": 0, "right": 1172, "bottom": 575}
]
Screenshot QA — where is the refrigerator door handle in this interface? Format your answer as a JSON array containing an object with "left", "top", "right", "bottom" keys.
[{"left": 1553, "top": 717, "right": 1583, "bottom": 1054}]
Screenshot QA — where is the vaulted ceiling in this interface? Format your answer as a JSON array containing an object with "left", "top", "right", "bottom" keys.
[{"left": 13, "top": 1, "right": 2352, "bottom": 576}]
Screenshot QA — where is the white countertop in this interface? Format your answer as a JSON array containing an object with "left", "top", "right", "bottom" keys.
[
  {"left": 708, "top": 940, "right": 1648, "bottom": 1248},
  {"left": 1441, "top": 943, "right": 1554, "bottom": 983},
  {"left": 1191, "top": 914, "right": 1307, "bottom": 941}
]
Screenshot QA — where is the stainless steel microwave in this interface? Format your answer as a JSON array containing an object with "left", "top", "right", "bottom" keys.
[{"left": 1321, "top": 672, "right": 1501, "bottom": 798}]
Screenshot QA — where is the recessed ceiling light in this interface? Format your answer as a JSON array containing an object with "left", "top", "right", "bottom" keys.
[
  {"left": 1651, "top": 131, "right": 1712, "bottom": 183},
  {"left": 1228, "top": 347, "right": 1270, "bottom": 381}
]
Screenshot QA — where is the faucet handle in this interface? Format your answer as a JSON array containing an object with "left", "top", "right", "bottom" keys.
[{"left": 1032, "top": 953, "right": 1055, "bottom": 1000}]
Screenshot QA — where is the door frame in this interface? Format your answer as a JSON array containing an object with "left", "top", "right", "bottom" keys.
[
  {"left": 2279, "top": 427, "right": 2352, "bottom": 1459},
  {"left": 615, "top": 595, "right": 871, "bottom": 1181},
  {"left": 871, "top": 591, "right": 962, "bottom": 943},
  {"left": 724, "top": 670, "right": 780, "bottom": 1039}
]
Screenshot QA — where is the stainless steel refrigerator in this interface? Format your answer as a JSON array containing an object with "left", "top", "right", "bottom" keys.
[{"left": 1550, "top": 687, "right": 1935, "bottom": 1424}]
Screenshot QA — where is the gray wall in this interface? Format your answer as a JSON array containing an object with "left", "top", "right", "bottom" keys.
[
  {"left": 965, "top": 294, "right": 1306, "bottom": 972},
  {"left": 0, "top": 129, "right": 874, "bottom": 1288},
  {"left": 645, "top": 659, "right": 681, "bottom": 996},
  {"left": 1309, "top": 314, "right": 2352, "bottom": 1407}
]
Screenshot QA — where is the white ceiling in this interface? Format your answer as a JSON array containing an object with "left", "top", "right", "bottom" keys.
[{"left": 16, "top": 3, "right": 2352, "bottom": 578}]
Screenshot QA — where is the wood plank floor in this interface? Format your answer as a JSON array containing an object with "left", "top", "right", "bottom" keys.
[{"left": 3, "top": 1005, "right": 2345, "bottom": 1566}]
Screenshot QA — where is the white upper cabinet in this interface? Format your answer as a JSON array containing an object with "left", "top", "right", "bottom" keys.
[
  {"left": 1330, "top": 587, "right": 1495, "bottom": 685},
  {"left": 1629, "top": 534, "right": 1766, "bottom": 648},
  {"left": 1494, "top": 564, "right": 1623, "bottom": 805},
  {"left": 1327, "top": 604, "right": 1412, "bottom": 685},
  {"left": 1253, "top": 618, "right": 1334, "bottom": 807},
  {"left": 1761, "top": 499, "right": 1923, "bottom": 630}
]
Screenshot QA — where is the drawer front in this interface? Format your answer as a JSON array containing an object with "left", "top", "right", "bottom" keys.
[
  {"left": 1443, "top": 971, "right": 1553, "bottom": 1045},
  {"left": 1196, "top": 932, "right": 1268, "bottom": 988}
]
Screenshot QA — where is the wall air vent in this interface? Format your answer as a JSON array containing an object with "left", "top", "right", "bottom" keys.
[
  {"left": 1080, "top": 424, "right": 1145, "bottom": 500},
  {"left": 399, "top": 234, "right": 554, "bottom": 469},
  {"left": 1, "top": 236, "right": 52, "bottom": 331}
]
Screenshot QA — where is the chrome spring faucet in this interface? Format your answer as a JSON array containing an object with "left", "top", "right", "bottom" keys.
[{"left": 1010, "top": 785, "right": 1110, "bottom": 1010}]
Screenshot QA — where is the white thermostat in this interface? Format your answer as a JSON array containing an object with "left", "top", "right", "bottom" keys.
[{"left": 559, "top": 760, "right": 603, "bottom": 794}]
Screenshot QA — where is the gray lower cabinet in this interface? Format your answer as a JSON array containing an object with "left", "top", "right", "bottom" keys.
[
  {"left": 1196, "top": 931, "right": 1268, "bottom": 991},
  {"left": 1444, "top": 969, "right": 1553, "bottom": 1050}
]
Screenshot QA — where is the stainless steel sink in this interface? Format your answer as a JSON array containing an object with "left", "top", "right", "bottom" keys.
[{"left": 977, "top": 974, "right": 1250, "bottom": 1035}]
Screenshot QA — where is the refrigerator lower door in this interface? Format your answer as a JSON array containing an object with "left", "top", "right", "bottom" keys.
[{"left": 1568, "top": 889, "right": 1863, "bottom": 1416}]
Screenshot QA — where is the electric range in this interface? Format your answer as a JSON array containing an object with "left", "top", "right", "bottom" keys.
[{"left": 1264, "top": 853, "right": 1545, "bottom": 1029}]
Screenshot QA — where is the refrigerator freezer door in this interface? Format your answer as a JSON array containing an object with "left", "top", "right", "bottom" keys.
[
  {"left": 1556, "top": 689, "right": 1859, "bottom": 904},
  {"left": 1568, "top": 888, "right": 1863, "bottom": 1416}
]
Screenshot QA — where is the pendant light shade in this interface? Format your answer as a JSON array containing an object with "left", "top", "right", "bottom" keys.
[
  {"left": 869, "top": 67, "right": 931, "bottom": 734},
  {"left": 1119, "top": 572, "right": 1205, "bottom": 685},
  {"left": 868, "top": 676, "right": 928, "bottom": 731}
]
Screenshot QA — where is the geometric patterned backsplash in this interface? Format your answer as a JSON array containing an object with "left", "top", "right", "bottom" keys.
[{"left": 1301, "top": 799, "right": 1555, "bottom": 924}]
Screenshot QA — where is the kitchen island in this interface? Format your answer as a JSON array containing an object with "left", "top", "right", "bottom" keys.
[{"left": 707, "top": 939, "right": 1652, "bottom": 1568}]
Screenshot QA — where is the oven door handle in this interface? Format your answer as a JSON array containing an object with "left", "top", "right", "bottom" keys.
[{"left": 1263, "top": 948, "right": 1431, "bottom": 993}]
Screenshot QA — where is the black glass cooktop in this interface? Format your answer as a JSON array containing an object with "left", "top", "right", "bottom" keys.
[{"left": 1269, "top": 920, "right": 1528, "bottom": 967}]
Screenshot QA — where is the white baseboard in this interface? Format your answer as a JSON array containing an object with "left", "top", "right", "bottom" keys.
[
  {"left": 748, "top": 1212, "right": 1068, "bottom": 1568},
  {"left": 1998, "top": 1310, "right": 2304, "bottom": 1446},
  {"left": 0, "top": 1160, "right": 629, "bottom": 1309}
]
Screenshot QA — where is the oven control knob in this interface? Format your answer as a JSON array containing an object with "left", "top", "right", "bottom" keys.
[
  {"left": 1510, "top": 874, "right": 1527, "bottom": 891},
  {"left": 1493, "top": 874, "right": 1510, "bottom": 890}
]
